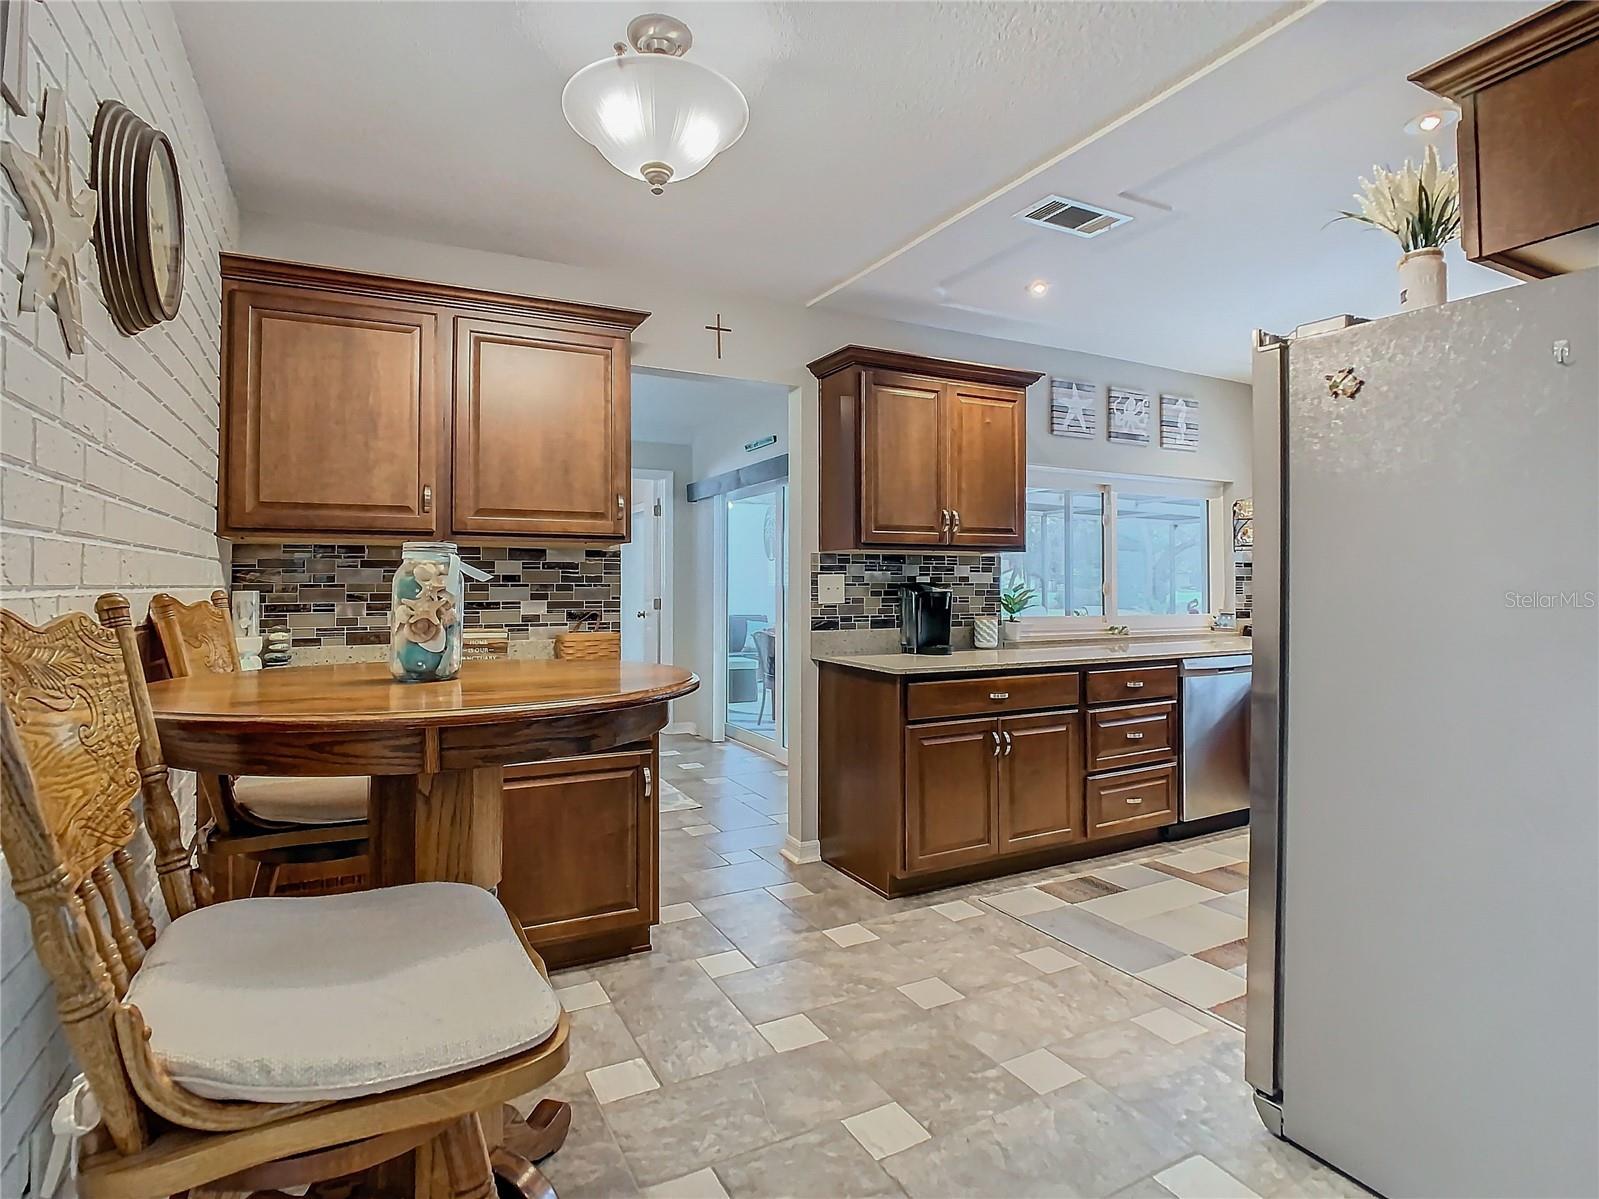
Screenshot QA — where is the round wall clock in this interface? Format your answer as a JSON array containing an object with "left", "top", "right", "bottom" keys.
[{"left": 91, "top": 100, "right": 185, "bottom": 335}]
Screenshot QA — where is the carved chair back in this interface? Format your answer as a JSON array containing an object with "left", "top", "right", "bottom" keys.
[
  {"left": 148, "top": 590, "right": 241, "bottom": 678},
  {"left": 0, "top": 596, "right": 201, "bottom": 1155},
  {"left": 148, "top": 591, "right": 247, "bottom": 834}
]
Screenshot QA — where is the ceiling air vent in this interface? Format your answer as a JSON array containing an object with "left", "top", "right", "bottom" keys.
[{"left": 1015, "top": 195, "right": 1132, "bottom": 239}]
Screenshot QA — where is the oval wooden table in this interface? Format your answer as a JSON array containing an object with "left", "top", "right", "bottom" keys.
[{"left": 146, "top": 657, "right": 699, "bottom": 1198}]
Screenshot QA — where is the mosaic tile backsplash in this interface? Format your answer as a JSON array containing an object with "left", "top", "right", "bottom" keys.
[
  {"left": 1233, "top": 549, "right": 1253, "bottom": 620},
  {"left": 810, "top": 552, "right": 1000, "bottom": 632},
  {"left": 231, "top": 544, "right": 621, "bottom": 648}
]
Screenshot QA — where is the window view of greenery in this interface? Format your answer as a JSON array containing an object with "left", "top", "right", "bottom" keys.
[
  {"left": 1001, "top": 488, "right": 1104, "bottom": 616},
  {"left": 1115, "top": 494, "right": 1208, "bottom": 615}
]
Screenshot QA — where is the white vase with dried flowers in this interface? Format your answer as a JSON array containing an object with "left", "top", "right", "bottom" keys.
[{"left": 1337, "top": 144, "right": 1461, "bottom": 311}]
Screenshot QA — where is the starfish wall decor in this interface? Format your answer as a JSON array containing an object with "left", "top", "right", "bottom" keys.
[{"left": 2, "top": 87, "right": 97, "bottom": 353}]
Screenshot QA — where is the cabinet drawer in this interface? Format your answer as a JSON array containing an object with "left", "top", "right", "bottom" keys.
[
  {"left": 906, "top": 671, "right": 1079, "bottom": 721},
  {"left": 1088, "top": 701, "right": 1177, "bottom": 771},
  {"left": 1085, "top": 665, "right": 1178, "bottom": 705},
  {"left": 1087, "top": 764, "right": 1176, "bottom": 838}
]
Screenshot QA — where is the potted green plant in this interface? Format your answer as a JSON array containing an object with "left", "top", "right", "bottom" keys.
[
  {"left": 999, "top": 573, "right": 1037, "bottom": 644},
  {"left": 1336, "top": 144, "right": 1461, "bottom": 310}
]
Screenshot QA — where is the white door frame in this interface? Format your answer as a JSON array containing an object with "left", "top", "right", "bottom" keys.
[
  {"left": 626, "top": 470, "right": 674, "bottom": 667},
  {"left": 721, "top": 478, "right": 789, "bottom": 763}
]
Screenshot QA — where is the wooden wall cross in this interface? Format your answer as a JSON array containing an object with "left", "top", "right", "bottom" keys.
[{"left": 705, "top": 313, "right": 731, "bottom": 359}]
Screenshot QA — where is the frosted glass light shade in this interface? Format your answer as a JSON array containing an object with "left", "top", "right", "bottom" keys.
[{"left": 562, "top": 53, "right": 748, "bottom": 192}]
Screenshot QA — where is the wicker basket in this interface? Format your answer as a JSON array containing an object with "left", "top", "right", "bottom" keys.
[{"left": 554, "top": 631, "right": 621, "bottom": 661}]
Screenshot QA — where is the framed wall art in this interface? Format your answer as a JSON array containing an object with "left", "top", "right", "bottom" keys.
[
  {"left": 1160, "top": 393, "right": 1199, "bottom": 451},
  {"left": 1049, "top": 378, "right": 1097, "bottom": 439},
  {"left": 1107, "top": 386, "right": 1152, "bottom": 445}
]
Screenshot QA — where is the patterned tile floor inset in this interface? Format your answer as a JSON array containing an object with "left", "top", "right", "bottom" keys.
[
  {"left": 1002, "top": 831, "right": 1253, "bottom": 1029},
  {"left": 520, "top": 736, "right": 1360, "bottom": 1198}
]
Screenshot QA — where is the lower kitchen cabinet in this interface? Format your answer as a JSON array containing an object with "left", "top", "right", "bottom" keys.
[
  {"left": 904, "top": 718, "right": 1001, "bottom": 874},
  {"left": 819, "top": 659, "right": 1173, "bottom": 897},
  {"left": 499, "top": 745, "right": 657, "bottom": 967},
  {"left": 999, "top": 710, "right": 1085, "bottom": 853}
]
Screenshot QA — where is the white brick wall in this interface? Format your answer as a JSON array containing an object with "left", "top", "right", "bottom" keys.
[{"left": 0, "top": 3, "right": 236, "bottom": 1191}]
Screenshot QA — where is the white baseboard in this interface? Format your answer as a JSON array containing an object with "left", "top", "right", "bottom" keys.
[
  {"left": 663, "top": 721, "right": 698, "bottom": 735},
  {"left": 781, "top": 836, "right": 821, "bottom": 865}
]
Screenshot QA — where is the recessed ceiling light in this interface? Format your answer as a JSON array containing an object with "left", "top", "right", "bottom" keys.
[
  {"left": 1404, "top": 107, "right": 1459, "bottom": 137},
  {"left": 1027, "top": 279, "right": 1051, "bottom": 297}
]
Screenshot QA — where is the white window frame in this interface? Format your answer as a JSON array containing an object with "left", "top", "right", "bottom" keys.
[{"left": 1003, "top": 466, "right": 1230, "bottom": 639}]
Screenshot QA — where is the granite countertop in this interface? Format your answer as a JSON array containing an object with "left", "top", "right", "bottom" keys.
[{"left": 811, "top": 635, "right": 1252, "bottom": 676}]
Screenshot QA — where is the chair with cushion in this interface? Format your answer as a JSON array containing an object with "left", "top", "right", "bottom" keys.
[
  {"left": 751, "top": 627, "right": 777, "bottom": 725},
  {"left": 148, "top": 591, "right": 369, "bottom": 900},
  {"left": 0, "top": 596, "right": 571, "bottom": 1199}
]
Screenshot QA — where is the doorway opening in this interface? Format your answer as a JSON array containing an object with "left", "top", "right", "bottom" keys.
[
  {"left": 621, "top": 471, "right": 672, "bottom": 664},
  {"left": 724, "top": 479, "right": 787, "bottom": 755}
]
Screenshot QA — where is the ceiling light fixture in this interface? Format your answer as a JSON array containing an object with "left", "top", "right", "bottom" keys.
[
  {"left": 1404, "top": 107, "right": 1459, "bottom": 137},
  {"left": 1027, "top": 279, "right": 1051, "bottom": 297},
  {"left": 562, "top": 13, "right": 749, "bottom": 195}
]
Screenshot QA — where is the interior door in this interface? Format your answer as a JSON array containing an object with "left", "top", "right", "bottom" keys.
[
  {"left": 945, "top": 382, "right": 1025, "bottom": 549},
  {"left": 904, "top": 718, "right": 999, "bottom": 874},
  {"left": 859, "top": 371, "right": 947, "bottom": 545},
  {"left": 998, "top": 710, "right": 1084, "bottom": 853},
  {"left": 223, "top": 284, "right": 440, "bottom": 534},
  {"left": 452, "top": 316, "right": 627, "bottom": 538},
  {"left": 621, "top": 477, "right": 662, "bottom": 662}
]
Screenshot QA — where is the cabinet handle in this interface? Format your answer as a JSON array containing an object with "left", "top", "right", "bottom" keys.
[
  {"left": 940, "top": 507, "right": 950, "bottom": 533},
  {"left": 951, "top": 509, "right": 962, "bottom": 534},
  {"left": 1125, "top": 680, "right": 1145, "bottom": 689},
  {"left": 643, "top": 766, "right": 652, "bottom": 797},
  {"left": 991, "top": 730, "right": 1001, "bottom": 757},
  {"left": 422, "top": 484, "right": 433, "bottom": 513},
  {"left": 1002, "top": 731, "right": 1013, "bottom": 755},
  {"left": 1125, "top": 731, "right": 1145, "bottom": 741},
  {"left": 1126, "top": 795, "right": 1144, "bottom": 805},
  {"left": 617, "top": 493, "right": 626, "bottom": 513},
  {"left": 989, "top": 692, "right": 1009, "bottom": 701}
]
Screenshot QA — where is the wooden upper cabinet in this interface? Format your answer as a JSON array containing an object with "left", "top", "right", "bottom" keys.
[
  {"left": 860, "top": 371, "right": 946, "bottom": 545},
  {"left": 453, "top": 318, "right": 628, "bottom": 539},
  {"left": 945, "top": 382, "right": 1025, "bottom": 549},
  {"left": 222, "top": 283, "right": 441, "bottom": 536},
  {"left": 1411, "top": 4, "right": 1599, "bottom": 279},
  {"left": 811, "top": 346, "right": 1041, "bottom": 552},
  {"left": 218, "top": 255, "right": 648, "bottom": 542}
]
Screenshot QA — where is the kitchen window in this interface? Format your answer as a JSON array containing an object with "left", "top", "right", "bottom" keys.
[{"left": 1001, "top": 468, "right": 1229, "bottom": 632}]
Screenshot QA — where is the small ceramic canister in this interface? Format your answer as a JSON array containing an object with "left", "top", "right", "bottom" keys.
[{"left": 973, "top": 615, "right": 1000, "bottom": 649}]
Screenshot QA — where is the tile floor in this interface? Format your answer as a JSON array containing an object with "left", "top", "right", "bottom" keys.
[{"left": 519, "top": 735, "right": 1365, "bottom": 1198}]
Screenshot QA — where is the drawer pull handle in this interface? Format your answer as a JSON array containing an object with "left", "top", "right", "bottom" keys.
[
  {"left": 989, "top": 692, "right": 1009, "bottom": 701},
  {"left": 1125, "top": 732, "right": 1145, "bottom": 741},
  {"left": 1126, "top": 795, "right": 1144, "bottom": 805},
  {"left": 1125, "top": 680, "right": 1145, "bottom": 689}
]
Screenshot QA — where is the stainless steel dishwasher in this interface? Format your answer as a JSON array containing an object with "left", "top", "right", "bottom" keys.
[{"left": 1180, "top": 654, "right": 1252, "bottom": 819}]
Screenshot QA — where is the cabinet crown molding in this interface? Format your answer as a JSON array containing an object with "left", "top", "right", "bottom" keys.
[
  {"left": 1410, "top": 0, "right": 1599, "bottom": 97},
  {"left": 220, "top": 253, "right": 651, "bottom": 332},
  {"left": 807, "top": 344, "right": 1044, "bottom": 389}
]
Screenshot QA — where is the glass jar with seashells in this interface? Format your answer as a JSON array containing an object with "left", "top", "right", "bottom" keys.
[{"left": 389, "top": 542, "right": 465, "bottom": 682}]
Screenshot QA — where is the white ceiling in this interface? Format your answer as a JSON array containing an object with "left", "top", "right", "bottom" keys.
[
  {"left": 176, "top": 0, "right": 1537, "bottom": 382},
  {"left": 632, "top": 369, "right": 788, "bottom": 446}
]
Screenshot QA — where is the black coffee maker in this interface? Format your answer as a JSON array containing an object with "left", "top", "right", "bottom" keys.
[{"left": 898, "top": 582, "right": 952, "bottom": 655}]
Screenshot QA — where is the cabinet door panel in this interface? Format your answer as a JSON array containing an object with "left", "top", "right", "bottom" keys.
[
  {"left": 860, "top": 371, "right": 947, "bottom": 545},
  {"left": 946, "top": 383, "right": 1025, "bottom": 549},
  {"left": 904, "top": 718, "right": 999, "bottom": 874},
  {"left": 499, "top": 751, "right": 652, "bottom": 948},
  {"left": 453, "top": 317, "right": 627, "bottom": 538},
  {"left": 223, "top": 285, "right": 440, "bottom": 534},
  {"left": 1000, "top": 710, "right": 1085, "bottom": 853}
]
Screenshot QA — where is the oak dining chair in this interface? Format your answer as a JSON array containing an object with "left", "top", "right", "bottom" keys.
[
  {"left": 148, "top": 591, "right": 369, "bottom": 900},
  {"left": 0, "top": 596, "right": 571, "bottom": 1199}
]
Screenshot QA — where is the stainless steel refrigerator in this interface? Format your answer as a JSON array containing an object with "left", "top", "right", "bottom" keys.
[{"left": 1245, "top": 269, "right": 1598, "bottom": 1198}]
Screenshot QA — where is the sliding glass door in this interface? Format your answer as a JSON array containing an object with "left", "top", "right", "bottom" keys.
[{"left": 723, "top": 481, "right": 787, "bottom": 754}]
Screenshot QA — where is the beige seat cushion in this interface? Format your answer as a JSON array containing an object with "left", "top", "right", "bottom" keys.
[
  {"left": 232, "top": 774, "right": 368, "bottom": 825},
  {"left": 126, "top": 883, "right": 561, "bottom": 1102}
]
